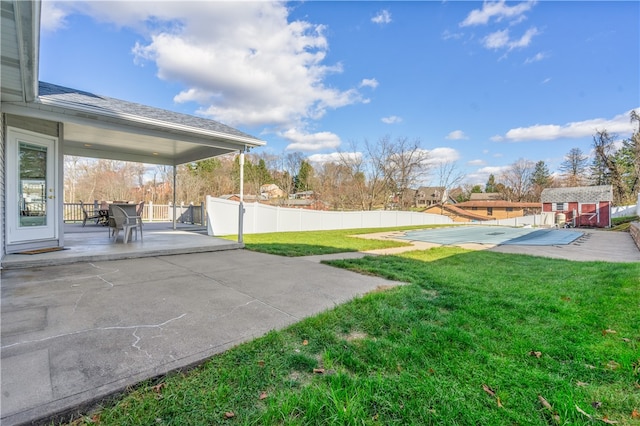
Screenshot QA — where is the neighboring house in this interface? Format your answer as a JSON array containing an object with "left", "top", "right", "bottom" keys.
[
  {"left": 1, "top": 0, "right": 265, "bottom": 258},
  {"left": 454, "top": 200, "right": 541, "bottom": 220},
  {"left": 291, "top": 190, "right": 315, "bottom": 199},
  {"left": 469, "top": 192, "right": 502, "bottom": 201},
  {"left": 219, "top": 194, "right": 268, "bottom": 203},
  {"left": 540, "top": 185, "right": 613, "bottom": 228},
  {"left": 415, "top": 186, "right": 446, "bottom": 207},
  {"left": 423, "top": 203, "right": 490, "bottom": 222},
  {"left": 260, "top": 183, "right": 286, "bottom": 199}
]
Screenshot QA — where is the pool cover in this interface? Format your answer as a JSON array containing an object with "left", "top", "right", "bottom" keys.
[{"left": 400, "top": 226, "right": 583, "bottom": 246}]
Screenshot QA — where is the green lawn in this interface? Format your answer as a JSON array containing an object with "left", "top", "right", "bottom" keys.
[
  {"left": 72, "top": 229, "right": 640, "bottom": 425},
  {"left": 221, "top": 225, "right": 442, "bottom": 256}
]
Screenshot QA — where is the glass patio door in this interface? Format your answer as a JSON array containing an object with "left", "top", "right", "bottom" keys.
[{"left": 6, "top": 128, "right": 57, "bottom": 244}]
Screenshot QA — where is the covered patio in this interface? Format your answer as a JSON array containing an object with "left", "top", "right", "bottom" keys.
[
  {"left": 2, "top": 0, "right": 265, "bottom": 261},
  {"left": 1, "top": 222, "right": 242, "bottom": 269}
]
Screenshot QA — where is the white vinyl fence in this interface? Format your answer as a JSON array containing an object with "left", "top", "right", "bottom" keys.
[
  {"left": 611, "top": 204, "right": 638, "bottom": 218},
  {"left": 206, "top": 196, "right": 453, "bottom": 236}
]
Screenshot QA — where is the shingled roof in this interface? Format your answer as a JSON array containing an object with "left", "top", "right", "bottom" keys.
[
  {"left": 540, "top": 185, "right": 613, "bottom": 203},
  {"left": 37, "top": 82, "right": 261, "bottom": 142}
]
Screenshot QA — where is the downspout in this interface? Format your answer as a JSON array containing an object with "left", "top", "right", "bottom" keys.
[
  {"left": 238, "top": 148, "right": 245, "bottom": 243},
  {"left": 173, "top": 165, "right": 177, "bottom": 230}
]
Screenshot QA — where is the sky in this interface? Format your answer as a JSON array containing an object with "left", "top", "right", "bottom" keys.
[{"left": 40, "top": 0, "right": 639, "bottom": 186}]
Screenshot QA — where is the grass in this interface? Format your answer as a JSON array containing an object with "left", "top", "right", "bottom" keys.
[
  {"left": 220, "top": 225, "right": 444, "bottom": 256},
  {"left": 68, "top": 230, "right": 640, "bottom": 426},
  {"left": 611, "top": 215, "right": 639, "bottom": 232}
]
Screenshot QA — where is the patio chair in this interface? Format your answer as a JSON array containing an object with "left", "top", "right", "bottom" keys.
[
  {"left": 109, "top": 205, "right": 143, "bottom": 243},
  {"left": 80, "top": 200, "right": 101, "bottom": 227}
]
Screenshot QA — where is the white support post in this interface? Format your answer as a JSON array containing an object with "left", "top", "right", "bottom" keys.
[
  {"left": 173, "top": 166, "right": 177, "bottom": 230},
  {"left": 238, "top": 149, "right": 245, "bottom": 243}
]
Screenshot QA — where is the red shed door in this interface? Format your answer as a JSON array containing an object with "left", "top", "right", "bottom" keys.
[{"left": 580, "top": 203, "right": 597, "bottom": 227}]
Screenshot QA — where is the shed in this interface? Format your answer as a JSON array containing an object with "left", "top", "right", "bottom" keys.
[{"left": 540, "top": 185, "right": 613, "bottom": 228}]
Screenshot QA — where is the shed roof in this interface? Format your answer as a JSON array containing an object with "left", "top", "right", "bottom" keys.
[{"left": 540, "top": 185, "right": 613, "bottom": 203}]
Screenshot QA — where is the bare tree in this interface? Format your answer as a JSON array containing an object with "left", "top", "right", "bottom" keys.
[
  {"left": 559, "top": 147, "right": 589, "bottom": 187},
  {"left": 499, "top": 158, "right": 536, "bottom": 201},
  {"left": 433, "top": 160, "right": 465, "bottom": 203}
]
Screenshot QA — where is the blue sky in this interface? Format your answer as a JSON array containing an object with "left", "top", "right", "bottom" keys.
[{"left": 40, "top": 1, "right": 639, "bottom": 185}]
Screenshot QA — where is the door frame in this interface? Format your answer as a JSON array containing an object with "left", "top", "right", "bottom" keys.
[{"left": 6, "top": 127, "right": 59, "bottom": 245}]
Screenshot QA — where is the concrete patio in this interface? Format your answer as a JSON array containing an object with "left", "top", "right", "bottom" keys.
[{"left": 1, "top": 222, "right": 241, "bottom": 270}]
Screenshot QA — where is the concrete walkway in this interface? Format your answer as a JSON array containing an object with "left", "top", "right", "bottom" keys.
[{"left": 1, "top": 250, "right": 400, "bottom": 426}]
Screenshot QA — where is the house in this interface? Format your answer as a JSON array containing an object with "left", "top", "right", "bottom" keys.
[
  {"left": 415, "top": 186, "right": 446, "bottom": 207},
  {"left": 454, "top": 200, "right": 541, "bottom": 220},
  {"left": 1, "top": 0, "right": 265, "bottom": 259},
  {"left": 540, "top": 185, "right": 613, "bottom": 228},
  {"left": 260, "top": 183, "right": 286, "bottom": 199},
  {"left": 469, "top": 192, "right": 502, "bottom": 201},
  {"left": 423, "top": 203, "right": 491, "bottom": 222}
]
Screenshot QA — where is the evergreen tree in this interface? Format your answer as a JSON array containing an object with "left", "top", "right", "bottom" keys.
[{"left": 485, "top": 174, "right": 497, "bottom": 193}]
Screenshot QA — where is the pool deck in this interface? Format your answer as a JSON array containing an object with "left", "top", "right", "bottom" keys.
[{"left": 352, "top": 226, "right": 640, "bottom": 263}]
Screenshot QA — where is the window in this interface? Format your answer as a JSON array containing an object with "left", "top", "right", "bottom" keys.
[
  {"left": 506, "top": 207, "right": 513, "bottom": 212},
  {"left": 556, "top": 202, "right": 566, "bottom": 211},
  {"left": 487, "top": 207, "right": 493, "bottom": 216}
]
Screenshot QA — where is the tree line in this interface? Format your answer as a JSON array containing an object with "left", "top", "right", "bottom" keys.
[{"left": 64, "top": 112, "right": 639, "bottom": 208}]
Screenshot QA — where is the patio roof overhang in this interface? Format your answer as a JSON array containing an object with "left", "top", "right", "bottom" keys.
[{"left": 2, "top": 99, "right": 265, "bottom": 166}]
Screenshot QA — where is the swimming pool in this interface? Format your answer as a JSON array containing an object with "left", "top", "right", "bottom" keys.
[{"left": 398, "top": 226, "right": 583, "bottom": 246}]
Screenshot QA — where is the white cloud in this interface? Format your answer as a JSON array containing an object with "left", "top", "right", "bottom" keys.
[
  {"left": 425, "top": 147, "right": 460, "bottom": 164},
  {"left": 460, "top": 0, "right": 536, "bottom": 27},
  {"left": 497, "top": 109, "right": 640, "bottom": 142},
  {"left": 281, "top": 129, "right": 342, "bottom": 152},
  {"left": 467, "top": 159, "right": 486, "bottom": 166},
  {"left": 372, "top": 10, "right": 392, "bottom": 25},
  {"left": 541, "top": 77, "right": 551, "bottom": 84},
  {"left": 382, "top": 115, "right": 403, "bottom": 124},
  {"left": 525, "top": 52, "right": 547, "bottom": 64},
  {"left": 41, "top": 1, "right": 73, "bottom": 32},
  {"left": 51, "top": 1, "right": 366, "bottom": 138},
  {"left": 446, "top": 130, "right": 468, "bottom": 140},
  {"left": 465, "top": 165, "right": 511, "bottom": 185},
  {"left": 442, "top": 29, "right": 464, "bottom": 41},
  {"left": 360, "top": 78, "right": 379, "bottom": 89},
  {"left": 482, "top": 27, "right": 539, "bottom": 50},
  {"left": 308, "top": 151, "right": 362, "bottom": 164}
]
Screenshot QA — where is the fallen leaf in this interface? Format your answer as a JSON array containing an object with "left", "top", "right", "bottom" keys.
[
  {"left": 601, "top": 416, "right": 618, "bottom": 424},
  {"left": 635, "top": 382, "right": 640, "bottom": 389},
  {"left": 553, "top": 414, "right": 561, "bottom": 424},
  {"left": 576, "top": 381, "right": 589, "bottom": 387},
  {"left": 592, "top": 401, "right": 602, "bottom": 409},
  {"left": 561, "top": 296, "right": 571, "bottom": 301},
  {"left": 529, "top": 351, "right": 542, "bottom": 358},
  {"left": 602, "top": 329, "right": 617, "bottom": 336},
  {"left": 257, "top": 360, "right": 265, "bottom": 367},
  {"left": 576, "top": 405, "right": 592, "bottom": 419},
  {"left": 224, "top": 412, "right": 235, "bottom": 419},
  {"left": 497, "top": 397, "right": 503, "bottom": 408},
  {"left": 302, "top": 340, "right": 309, "bottom": 346},
  {"left": 482, "top": 384, "right": 496, "bottom": 397},
  {"left": 622, "top": 338, "right": 631, "bottom": 343},
  {"left": 631, "top": 409, "right": 639, "bottom": 419},
  {"left": 259, "top": 392, "right": 268, "bottom": 400},
  {"left": 605, "top": 360, "right": 620, "bottom": 370},
  {"left": 151, "top": 383, "right": 166, "bottom": 393},
  {"left": 585, "top": 364, "right": 597, "bottom": 369},
  {"left": 539, "top": 395, "right": 553, "bottom": 411},
  {"left": 313, "top": 368, "right": 325, "bottom": 374}
]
